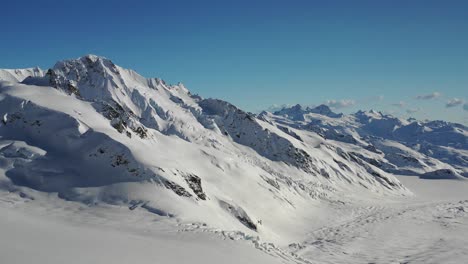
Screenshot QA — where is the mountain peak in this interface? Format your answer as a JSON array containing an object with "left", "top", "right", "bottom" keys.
[
  {"left": 82, "top": 54, "right": 106, "bottom": 61},
  {"left": 273, "top": 104, "right": 306, "bottom": 121},
  {"left": 307, "top": 104, "right": 342, "bottom": 117},
  {"left": 273, "top": 103, "right": 342, "bottom": 119},
  {"left": 309, "top": 104, "right": 331, "bottom": 112},
  {"left": 291, "top": 104, "right": 303, "bottom": 110},
  {"left": 53, "top": 54, "right": 116, "bottom": 71}
]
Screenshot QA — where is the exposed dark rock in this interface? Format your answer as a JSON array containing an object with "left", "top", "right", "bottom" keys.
[
  {"left": 349, "top": 152, "right": 382, "bottom": 168},
  {"left": 141, "top": 203, "right": 175, "bottom": 217},
  {"left": 112, "top": 154, "right": 130, "bottom": 167},
  {"left": 260, "top": 175, "right": 280, "bottom": 190},
  {"left": 219, "top": 200, "right": 257, "bottom": 231},
  {"left": 132, "top": 126, "right": 148, "bottom": 139},
  {"left": 333, "top": 158, "right": 352, "bottom": 172},
  {"left": 320, "top": 168, "right": 331, "bottom": 179},
  {"left": 111, "top": 120, "right": 126, "bottom": 133},
  {"left": 199, "top": 98, "right": 315, "bottom": 173},
  {"left": 277, "top": 125, "right": 303, "bottom": 142},
  {"left": 163, "top": 180, "right": 192, "bottom": 197},
  {"left": 421, "top": 169, "right": 461, "bottom": 180},
  {"left": 364, "top": 144, "right": 383, "bottom": 154},
  {"left": 182, "top": 173, "right": 206, "bottom": 200}
]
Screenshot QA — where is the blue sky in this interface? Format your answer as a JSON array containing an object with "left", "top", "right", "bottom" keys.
[{"left": 1, "top": 0, "right": 467, "bottom": 124}]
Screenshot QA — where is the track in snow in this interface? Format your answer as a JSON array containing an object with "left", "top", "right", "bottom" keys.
[{"left": 286, "top": 176, "right": 468, "bottom": 264}]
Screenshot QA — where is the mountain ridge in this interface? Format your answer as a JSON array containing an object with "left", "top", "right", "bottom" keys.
[{"left": 0, "top": 55, "right": 466, "bottom": 247}]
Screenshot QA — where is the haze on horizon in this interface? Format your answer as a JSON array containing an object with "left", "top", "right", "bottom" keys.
[{"left": 1, "top": 0, "right": 467, "bottom": 124}]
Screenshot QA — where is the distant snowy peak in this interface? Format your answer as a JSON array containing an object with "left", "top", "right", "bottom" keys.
[
  {"left": 351, "top": 110, "right": 467, "bottom": 148},
  {"left": 273, "top": 104, "right": 305, "bottom": 120},
  {"left": 0, "top": 67, "right": 45, "bottom": 83},
  {"left": 273, "top": 104, "right": 342, "bottom": 120},
  {"left": 354, "top": 109, "right": 383, "bottom": 120},
  {"left": 353, "top": 110, "right": 405, "bottom": 124},
  {"left": 269, "top": 103, "right": 468, "bottom": 177},
  {"left": 308, "top": 104, "right": 342, "bottom": 117}
]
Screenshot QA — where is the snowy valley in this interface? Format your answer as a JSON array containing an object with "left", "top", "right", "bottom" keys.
[{"left": 1, "top": 55, "right": 467, "bottom": 264}]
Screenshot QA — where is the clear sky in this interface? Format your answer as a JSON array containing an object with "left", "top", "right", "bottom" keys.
[{"left": 1, "top": 0, "right": 467, "bottom": 124}]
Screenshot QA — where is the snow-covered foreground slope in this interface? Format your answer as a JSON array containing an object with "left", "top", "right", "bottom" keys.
[
  {"left": 0, "top": 197, "right": 284, "bottom": 264},
  {"left": 1, "top": 55, "right": 467, "bottom": 263},
  {"left": 1, "top": 174, "right": 467, "bottom": 264}
]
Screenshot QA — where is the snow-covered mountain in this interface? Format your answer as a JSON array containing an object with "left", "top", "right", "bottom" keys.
[
  {"left": 1, "top": 55, "right": 467, "bottom": 264},
  {"left": 269, "top": 105, "right": 468, "bottom": 179}
]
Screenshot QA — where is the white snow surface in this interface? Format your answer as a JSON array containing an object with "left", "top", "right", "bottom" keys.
[
  {"left": 0, "top": 67, "right": 45, "bottom": 83},
  {"left": 0, "top": 55, "right": 467, "bottom": 264}
]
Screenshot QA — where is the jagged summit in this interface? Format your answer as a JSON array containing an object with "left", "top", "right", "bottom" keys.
[{"left": 21, "top": 55, "right": 179, "bottom": 99}]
